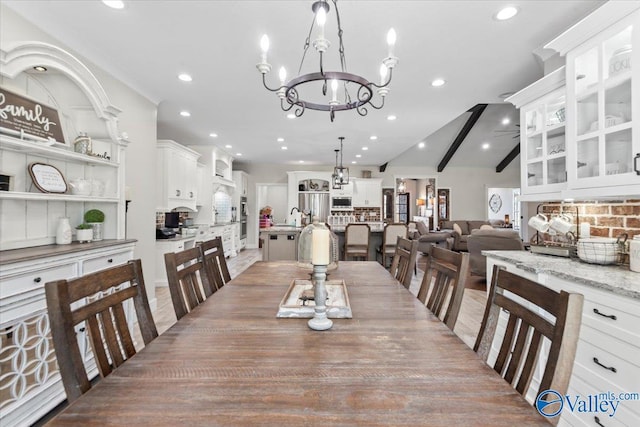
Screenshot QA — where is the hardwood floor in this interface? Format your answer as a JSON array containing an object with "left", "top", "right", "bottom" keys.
[{"left": 147, "top": 249, "right": 486, "bottom": 349}]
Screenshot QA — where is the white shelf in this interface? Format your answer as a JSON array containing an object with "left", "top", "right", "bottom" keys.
[
  {"left": 0, "top": 134, "right": 118, "bottom": 167},
  {"left": 0, "top": 191, "right": 119, "bottom": 203}
]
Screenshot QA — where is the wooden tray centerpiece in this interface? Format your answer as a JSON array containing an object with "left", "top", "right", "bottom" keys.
[{"left": 277, "top": 278, "right": 352, "bottom": 318}]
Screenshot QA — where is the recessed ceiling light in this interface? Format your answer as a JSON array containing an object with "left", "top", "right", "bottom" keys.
[
  {"left": 287, "top": 113, "right": 296, "bottom": 119},
  {"left": 281, "top": 146, "right": 288, "bottom": 150},
  {"left": 495, "top": 6, "right": 519, "bottom": 21},
  {"left": 387, "top": 115, "right": 397, "bottom": 121},
  {"left": 180, "top": 111, "right": 191, "bottom": 117},
  {"left": 236, "top": 153, "right": 242, "bottom": 156},
  {"left": 209, "top": 133, "right": 218, "bottom": 138},
  {"left": 351, "top": 161, "right": 357, "bottom": 164},
  {"left": 178, "top": 73, "right": 192, "bottom": 82},
  {"left": 431, "top": 79, "right": 445, "bottom": 87},
  {"left": 355, "top": 154, "right": 362, "bottom": 158},
  {"left": 299, "top": 160, "right": 304, "bottom": 163},
  {"left": 225, "top": 144, "right": 232, "bottom": 149},
  {"left": 498, "top": 91, "right": 515, "bottom": 99},
  {"left": 362, "top": 147, "right": 368, "bottom": 151},
  {"left": 277, "top": 137, "right": 284, "bottom": 142},
  {"left": 33, "top": 66, "right": 47, "bottom": 72},
  {"left": 369, "top": 135, "right": 378, "bottom": 140},
  {"left": 418, "top": 142, "right": 425, "bottom": 148},
  {"left": 482, "top": 143, "right": 490, "bottom": 150},
  {"left": 502, "top": 118, "right": 510, "bottom": 125},
  {"left": 102, "top": 0, "right": 124, "bottom": 9}
]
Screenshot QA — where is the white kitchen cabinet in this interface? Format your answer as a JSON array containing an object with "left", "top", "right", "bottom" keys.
[
  {"left": 330, "top": 181, "right": 353, "bottom": 197},
  {"left": 196, "top": 163, "right": 204, "bottom": 206},
  {"left": 508, "top": 68, "right": 567, "bottom": 199},
  {"left": 154, "top": 237, "right": 196, "bottom": 286},
  {"left": 233, "top": 170, "right": 248, "bottom": 196},
  {"left": 352, "top": 178, "right": 382, "bottom": 208},
  {"left": 156, "top": 140, "right": 200, "bottom": 212},
  {"left": 485, "top": 255, "right": 640, "bottom": 426}
]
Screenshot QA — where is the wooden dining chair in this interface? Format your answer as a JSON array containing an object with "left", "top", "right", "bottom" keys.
[
  {"left": 165, "top": 246, "right": 216, "bottom": 320},
  {"left": 45, "top": 259, "right": 158, "bottom": 403},
  {"left": 474, "top": 265, "right": 583, "bottom": 413},
  {"left": 389, "top": 237, "right": 418, "bottom": 289},
  {"left": 377, "top": 222, "right": 408, "bottom": 267},
  {"left": 416, "top": 245, "right": 469, "bottom": 330},
  {"left": 198, "top": 237, "right": 231, "bottom": 291},
  {"left": 344, "top": 223, "right": 371, "bottom": 261}
]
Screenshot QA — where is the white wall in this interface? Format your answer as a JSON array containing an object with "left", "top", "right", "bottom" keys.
[{"left": 1, "top": 5, "right": 159, "bottom": 306}]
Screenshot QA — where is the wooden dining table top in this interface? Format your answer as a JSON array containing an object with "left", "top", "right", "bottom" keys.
[{"left": 48, "top": 261, "right": 548, "bottom": 426}]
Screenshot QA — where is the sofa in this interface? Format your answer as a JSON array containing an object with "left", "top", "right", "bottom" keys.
[
  {"left": 410, "top": 220, "right": 453, "bottom": 253},
  {"left": 466, "top": 228, "right": 524, "bottom": 277},
  {"left": 440, "top": 219, "right": 506, "bottom": 252}
]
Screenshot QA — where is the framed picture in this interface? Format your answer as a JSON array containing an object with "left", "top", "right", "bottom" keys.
[
  {"left": 0, "top": 86, "right": 66, "bottom": 144},
  {"left": 28, "top": 162, "right": 67, "bottom": 193}
]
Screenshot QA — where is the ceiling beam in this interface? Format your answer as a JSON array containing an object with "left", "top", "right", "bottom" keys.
[
  {"left": 437, "top": 104, "right": 488, "bottom": 172},
  {"left": 495, "top": 143, "right": 520, "bottom": 172}
]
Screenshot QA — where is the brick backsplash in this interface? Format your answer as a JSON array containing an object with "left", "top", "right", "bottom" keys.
[
  {"left": 352, "top": 207, "right": 381, "bottom": 222},
  {"left": 541, "top": 200, "right": 640, "bottom": 239}
]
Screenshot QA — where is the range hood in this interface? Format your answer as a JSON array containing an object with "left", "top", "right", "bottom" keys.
[{"left": 212, "top": 176, "right": 236, "bottom": 193}]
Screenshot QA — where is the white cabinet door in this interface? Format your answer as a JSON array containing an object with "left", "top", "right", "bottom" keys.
[
  {"left": 564, "top": 11, "right": 640, "bottom": 194},
  {"left": 157, "top": 140, "right": 200, "bottom": 211},
  {"left": 353, "top": 179, "right": 382, "bottom": 208}
]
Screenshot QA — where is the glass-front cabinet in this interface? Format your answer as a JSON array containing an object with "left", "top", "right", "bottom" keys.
[
  {"left": 569, "top": 23, "right": 635, "bottom": 188},
  {"left": 506, "top": 67, "right": 567, "bottom": 198},
  {"left": 522, "top": 87, "right": 567, "bottom": 194}
]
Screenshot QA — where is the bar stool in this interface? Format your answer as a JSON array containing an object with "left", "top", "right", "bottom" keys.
[
  {"left": 377, "top": 223, "right": 408, "bottom": 267},
  {"left": 344, "top": 223, "right": 371, "bottom": 261}
]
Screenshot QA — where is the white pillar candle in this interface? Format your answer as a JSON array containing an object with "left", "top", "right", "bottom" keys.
[
  {"left": 311, "top": 229, "right": 330, "bottom": 265},
  {"left": 579, "top": 222, "right": 590, "bottom": 239}
]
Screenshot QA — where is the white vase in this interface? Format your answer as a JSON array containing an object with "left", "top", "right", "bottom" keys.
[{"left": 56, "top": 217, "right": 72, "bottom": 245}]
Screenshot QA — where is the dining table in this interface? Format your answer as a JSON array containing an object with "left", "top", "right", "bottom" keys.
[{"left": 47, "top": 261, "right": 548, "bottom": 426}]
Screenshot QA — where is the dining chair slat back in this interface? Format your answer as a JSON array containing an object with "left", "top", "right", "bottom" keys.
[
  {"left": 377, "top": 223, "right": 408, "bottom": 267},
  {"left": 344, "top": 223, "right": 371, "bottom": 261},
  {"left": 474, "top": 264, "right": 583, "bottom": 420},
  {"left": 45, "top": 259, "right": 158, "bottom": 403},
  {"left": 199, "top": 237, "right": 231, "bottom": 291},
  {"left": 417, "top": 245, "right": 469, "bottom": 330},
  {"left": 389, "top": 237, "right": 418, "bottom": 289},
  {"left": 165, "top": 246, "right": 214, "bottom": 320}
]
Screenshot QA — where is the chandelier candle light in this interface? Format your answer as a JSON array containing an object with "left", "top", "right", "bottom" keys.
[
  {"left": 257, "top": 0, "right": 398, "bottom": 122},
  {"left": 309, "top": 228, "right": 333, "bottom": 331}
]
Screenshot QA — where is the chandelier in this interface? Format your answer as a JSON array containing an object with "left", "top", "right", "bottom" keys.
[
  {"left": 332, "top": 137, "right": 349, "bottom": 188},
  {"left": 256, "top": 0, "right": 398, "bottom": 122}
]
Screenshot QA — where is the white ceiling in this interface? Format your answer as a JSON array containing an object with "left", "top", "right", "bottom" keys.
[{"left": 4, "top": 0, "right": 604, "bottom": 169}]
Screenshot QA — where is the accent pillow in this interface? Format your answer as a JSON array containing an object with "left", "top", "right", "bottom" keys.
[
  {"left": 416, "top": 221, "right": 429, "bottom": 236},
  {"left": 453, "top": 223, "right": 463, "bottom": 235},
  {"left": 480, "top": 224, "right": 493, "bottom": 230}
]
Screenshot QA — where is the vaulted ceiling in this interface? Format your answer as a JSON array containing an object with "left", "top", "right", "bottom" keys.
[{"left": 4, "top": 0, "right": 604, "bottom": 169}]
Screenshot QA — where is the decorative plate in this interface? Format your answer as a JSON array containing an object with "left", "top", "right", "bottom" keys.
[
  {"left": 28, "top": 162, "right": 67, "bottom": 193},
  {"left": 489, "top": 193, "right": 502, "bottom": 213}
]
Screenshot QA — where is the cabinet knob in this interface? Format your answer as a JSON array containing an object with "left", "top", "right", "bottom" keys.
[
  {"left": 107, "top": 258, "right": 113, "bottom": 263},
  {"left": 189, "top": 192, "right": 194, "bottom": 198},
  {"left": 176, "top": 190, "right": 181, "bottom": 197},
  {"left": 33, "top": 277, "right": 42, "bottom": 283}
]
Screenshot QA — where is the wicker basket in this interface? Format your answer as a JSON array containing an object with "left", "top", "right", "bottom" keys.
[{"left": 577, "top": 237, "right": 625, "bottom": 265}]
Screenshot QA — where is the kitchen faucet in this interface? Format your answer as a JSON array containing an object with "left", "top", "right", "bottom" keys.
[{"left": 290, "top": 207, "right": 299, "bottom": 215}]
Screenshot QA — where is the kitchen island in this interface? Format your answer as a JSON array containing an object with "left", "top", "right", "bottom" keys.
[
  {"left": 330, "top": 222, "right": 384, "bottom": 261},
  {"left": 260, "top": 226, "right": 302, "bottom": 261},
  {"left": 483, "top": 250, "right": 640, "bottom": 426}
]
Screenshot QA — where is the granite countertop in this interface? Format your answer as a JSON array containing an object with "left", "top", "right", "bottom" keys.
[
  {"left": 483, "top": 250, "right": 640, "bottom": 300},
  {"left": 156, "top": 235, "right": 197, "bottom": 243},
  {"left": 331, "top": 223, "right": 385, "bottom": 233},
  {"left": 260, "top": 226, "right": 302, "bottom": 233}
]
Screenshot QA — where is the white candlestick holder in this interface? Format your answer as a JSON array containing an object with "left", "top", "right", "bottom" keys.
[{"left": 307, "top": 264, "right": 333, "bottom": 331}]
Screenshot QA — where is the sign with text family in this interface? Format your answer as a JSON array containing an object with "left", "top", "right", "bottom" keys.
[{"left": 0, "top": 86, "right": 65, "bottom": 144}]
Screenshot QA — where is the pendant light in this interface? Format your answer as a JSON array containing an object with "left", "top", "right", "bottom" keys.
[{"left": 332, "top": 136, "right": 349, "bottom": 188}]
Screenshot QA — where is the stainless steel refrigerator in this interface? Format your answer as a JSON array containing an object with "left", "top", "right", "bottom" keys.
[{"left": 298, "top": 192, "right": 330, "bottom": 222}]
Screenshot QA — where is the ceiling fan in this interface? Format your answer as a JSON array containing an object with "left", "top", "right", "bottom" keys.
[{"left": 493, "top": 124, "right": 520, "bottom": 139}]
